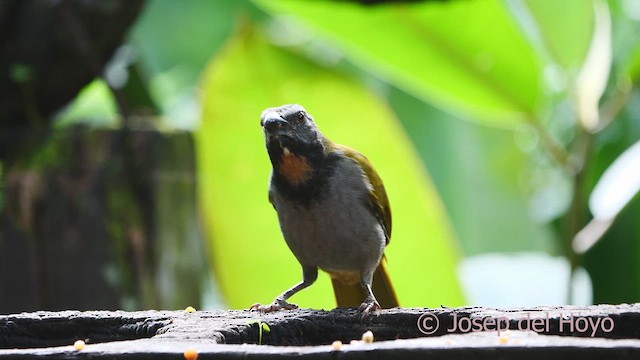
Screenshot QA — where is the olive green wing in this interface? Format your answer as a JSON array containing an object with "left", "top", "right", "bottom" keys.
[{"left": 337, "top": 144, "right": 392, "bottom": 244}]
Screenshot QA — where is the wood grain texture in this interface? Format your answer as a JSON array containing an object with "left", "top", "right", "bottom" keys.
[{"left": 2, "top": 305, "right": 640, "bottom": 358}]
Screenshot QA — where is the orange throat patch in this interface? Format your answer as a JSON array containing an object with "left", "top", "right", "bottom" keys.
[{"left": 278, "top": 148, "right": 312, "bottom": 186}]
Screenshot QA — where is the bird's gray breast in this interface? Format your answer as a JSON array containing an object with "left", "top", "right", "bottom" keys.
[{"left": 269, "top": 156, "right": 385, "bottom": 272}]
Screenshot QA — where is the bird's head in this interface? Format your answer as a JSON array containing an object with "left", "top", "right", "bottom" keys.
[{"left": 260, "top": 104, "right": 323, "bottom": 155}]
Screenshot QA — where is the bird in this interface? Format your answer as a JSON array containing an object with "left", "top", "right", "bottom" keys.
[{"left": 250, "top": 104, "right": 398, "bottom": 314}]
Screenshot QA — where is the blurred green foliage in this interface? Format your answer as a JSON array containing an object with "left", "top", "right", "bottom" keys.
[
  {"left": 255, "top": 0, "right": 543, "bottom": 124},
  {"left": 52, "top": 0, "right": 640, "bottom": 309}
]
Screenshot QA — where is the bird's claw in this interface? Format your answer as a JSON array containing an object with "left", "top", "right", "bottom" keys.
[
  {"left": 358, "top": 299, "right": 381, "bottom": 318},
  {"left": 250, "top": 299, "right": 298, "bottom": 313}
]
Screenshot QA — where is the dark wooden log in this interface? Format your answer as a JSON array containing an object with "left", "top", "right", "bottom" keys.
[{"left": 1, "top": 305, "right": 640, "bottom": 359}]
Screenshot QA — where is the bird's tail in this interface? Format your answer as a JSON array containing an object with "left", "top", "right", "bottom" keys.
[{"left": 331, "top": 257, "right": 399, "bottom": 308}]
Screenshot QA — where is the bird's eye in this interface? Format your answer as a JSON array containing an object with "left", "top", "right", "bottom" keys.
[{"left": 295, "top": 111, "right": 306, "bottom": 123}]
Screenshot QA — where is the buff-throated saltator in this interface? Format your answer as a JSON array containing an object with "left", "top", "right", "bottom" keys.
[{"left": 251, "top": 104, "right": 399, "bottom": 314}]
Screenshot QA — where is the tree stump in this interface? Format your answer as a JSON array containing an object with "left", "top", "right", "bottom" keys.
[{"left": 2, "top": 305, "right": 640, "bottom": 359}]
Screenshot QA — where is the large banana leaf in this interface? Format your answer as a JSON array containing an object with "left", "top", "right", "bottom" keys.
[
  {"left": 252, "top": 0, "right": 543, "bottom": 126},
  {"left": 196, "top": 23, "right": 464, "bottom": 309}
]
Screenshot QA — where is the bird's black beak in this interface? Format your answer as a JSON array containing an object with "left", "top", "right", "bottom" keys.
[{"left": 261, "top": 115, "right": 290, "bottom": 137}]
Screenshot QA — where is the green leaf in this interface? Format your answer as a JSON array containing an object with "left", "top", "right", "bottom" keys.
[
  {"left": 252, "top": 0, "right": 543, "bottom": 126},
  {"left": 574, "top": 140, "right": 640, "bottom": 253},
  {"left": 589, "top": 140, "right": 640, "bottom": 221},
  {"left": 584, "top": 196, "right": 640, "bottom": 303},
  {"left": 523, "top": 0, "right": 595, "bottom": 71},
  {"left": 196, "top": 22, "right": 464, "bottom": 309},
  {"left": 388, "top": 86, "right": 557, "bottom": 255},
  {"left": 128, "top": 0, "right": 248, "bottom": 129},
  {"left": 54, "top": 79, "right": 119, "bottom": 128},
  {"left": 626, "top": 46, "right": 640, "bottom": 82},
  {"left": 574, "top": 0, "right": 611, "bottom": 131},
  {"left": 129, "top": 0, "right": 242, "bottom": 80},
  {"left": 582, "top": 109, "right": 640, "bottom": 304}
]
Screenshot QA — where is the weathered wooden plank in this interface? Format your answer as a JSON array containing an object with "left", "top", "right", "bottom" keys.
[{"left": 1, "top": 305, "right": 640, "bottom": 359}]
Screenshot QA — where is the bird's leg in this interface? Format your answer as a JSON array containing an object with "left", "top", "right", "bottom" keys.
[
  {"left": 357, "top": 272, "right": 381, "bottom": 315},
  {"left": 250, "top": 266, "right": 317, "bottom": 313}
]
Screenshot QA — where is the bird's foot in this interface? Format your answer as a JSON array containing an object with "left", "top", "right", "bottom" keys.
[
  {"left": 250, "top": 298, "right": 298, "bottom": 313},
  {"left": 358, "top": 298, "right": 381, "bottom": 317}
]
